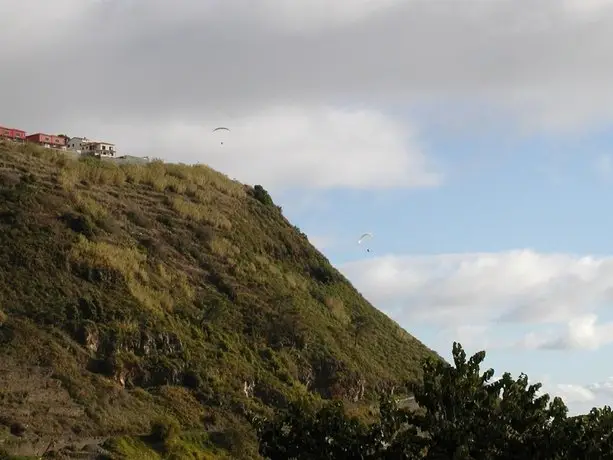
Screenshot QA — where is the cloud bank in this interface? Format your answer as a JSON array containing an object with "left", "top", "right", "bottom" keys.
[
  {"left": 3, "top": 0, "right": 613, "bottom": 190},
  {"left": 340, "top": 249, "right": 613, "bottom": 350}
]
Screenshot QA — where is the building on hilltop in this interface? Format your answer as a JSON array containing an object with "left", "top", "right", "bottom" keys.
[
  {"left": 0, "top": 126, "right": 26, "bottom": 142},
  {"left": 57, "top": 134, "right": 70, "bottom": 146},
  {"left": 67, "top": 137, "right": 117, "bottom": 158},
  {"left": 67, "top": 136, "right": 91, "bottom": 153},
  {"left": 81, "top": 140, "right": 116, "bottom": 158},
  {"left": 26, "top": 133, "right": 66, "bottom": 149}
]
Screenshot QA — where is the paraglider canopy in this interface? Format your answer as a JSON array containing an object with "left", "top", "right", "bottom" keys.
[
  {"left": 358, "top": 233, "right": 373, "bottom": 253},
  {"left": 213, "top": 127, "right": 230, "bottom": 145}
]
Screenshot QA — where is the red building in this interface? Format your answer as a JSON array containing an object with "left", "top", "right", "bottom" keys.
[
  {"left": 25, "top": 133, "right": 66, "bottom": 148},
  {"left": 0, "top": 126, "right": 26, "bottom": 141}
]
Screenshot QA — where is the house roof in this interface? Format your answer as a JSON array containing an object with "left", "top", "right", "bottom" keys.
[
  {"left": 83, "top": 140, "right": 115, "bottom": 146},
  {"left": 27, "top": 132, "right": 63, "bottom": 137}
]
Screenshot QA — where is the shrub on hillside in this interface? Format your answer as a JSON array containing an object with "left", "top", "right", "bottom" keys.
[
  {"left": 150, "top": 417, "right": 181, "bottom": 446},
  {"left": 250, "top": 184, "right": 275, "bottom": 206}
]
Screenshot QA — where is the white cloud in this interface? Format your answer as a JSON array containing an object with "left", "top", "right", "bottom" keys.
[
  {"left": 523, "top": 374, "right": 606, "bottom": 415},
  {"left": 517, "top": 314, "right": 613, "bottom": 351},
  {"left": 5, "top": 0, "right": 613, "bottom": 136},
  {"left": 555, "top": 383, "right": 596, "bottom": 404},
  {"left": 339, "top": 250, "right": 613, "bottom": 336},
  {"left": 438, "top": 324, "right": 491, "bottom": 350},
  {"left": 551, "top": 377, "right": 613, "bottom": 414},
  {"left": 73, "top": 106, "right": 441, "bottom": 191}
]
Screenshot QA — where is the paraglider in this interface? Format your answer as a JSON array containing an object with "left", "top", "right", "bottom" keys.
[
  {"left": 358, "top": 232, "right": 373, "bottom": 253},
  {"left": 213, "top": 127, "right": 230, "bottom": 145}
]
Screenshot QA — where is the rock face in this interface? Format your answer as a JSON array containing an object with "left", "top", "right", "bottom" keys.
[
  {"left": 82, "top": 327, "right": 189, "bottom": 387},
  {"left": 0, "top": 142, "right": 439, "bottom": 457},
  {"left": 244, "top": 380, "right": 255, "bottom": 398}
]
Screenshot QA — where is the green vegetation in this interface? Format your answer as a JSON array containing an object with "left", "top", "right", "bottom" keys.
[
  {"left": 0, "top": 140, "right": 437, "bottom": 458},
  {"left": 257, "top": 342, "right": 613, "bottom": 459},
  {"left": 2, "top": 141, "right": 611, "bottom": 459}
]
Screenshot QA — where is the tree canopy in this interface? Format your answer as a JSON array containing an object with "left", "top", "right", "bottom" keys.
[{"left": 256, "top": 342, "right": 613, "bottom": 459}]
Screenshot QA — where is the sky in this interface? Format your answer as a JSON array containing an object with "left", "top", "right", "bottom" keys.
[{"left": 3, "top": 0, "right": 613, "bottom": 415}]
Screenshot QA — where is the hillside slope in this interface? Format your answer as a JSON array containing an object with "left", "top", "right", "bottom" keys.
[{"left": 0, "top": 141, "right": 437, "bottom": 458}]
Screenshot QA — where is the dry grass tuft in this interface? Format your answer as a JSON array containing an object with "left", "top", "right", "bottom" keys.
[
  {"left": 325, "top": 297, "right": 351, "bottom": 326},
  {"left": 284, "top": 272, "right": 308, "bottom": 291},
  {"left": 69, "top": 236, "right": 146, "bottom": 282},
  {"left": 209, "top": 237, "right": 240, "bottom": 258},
  {"left": 56, "top": 158, "right": 126, "bottom": 189},
  {"left": 118, "top": 161, "right": 246, "bottom": 199},
  {"left": 72, "top": 193, "right": 109, "bottom": 221},
  {"left": 8, "top": 143, "right": 245, "bottom": 202},
  {"left": 68, "top": 236, "right": 193, "bottom": 313},
  {"left": 169, "top": 196, "right": 233, "bottom": 231}
]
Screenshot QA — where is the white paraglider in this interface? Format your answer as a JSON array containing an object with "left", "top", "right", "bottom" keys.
[
  {"left": 213, "top": 127, "right": 230, "bottom": 145},
  {"left": 358, "top": 232, "right": 373, "bottom": 253}
]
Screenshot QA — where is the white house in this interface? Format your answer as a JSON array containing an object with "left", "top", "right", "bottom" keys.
[
  {"left": 67, "top": 137, "right": 116, "bottom": 158},
  {"left": 82, "top": 141, "right": 116, "bottom": 158}
]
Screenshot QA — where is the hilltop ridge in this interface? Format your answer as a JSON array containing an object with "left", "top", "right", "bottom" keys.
[{"left": 0, "top": 140, "right": 437, "bottom": 458}]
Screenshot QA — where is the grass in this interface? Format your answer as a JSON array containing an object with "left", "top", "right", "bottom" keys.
[{"left": 0, "top": 140, "right": 439, "bottom": 458}]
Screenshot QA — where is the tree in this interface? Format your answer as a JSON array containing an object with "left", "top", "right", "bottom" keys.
[
  {"left": 562, "top": 406, "right": 613, "bottom": 459},
  {"left": 407, "top": 342, "right": 576, "bottom": 459},
  {"left": 351, "top": 314, "right": 373, "bottom": 347},
  {"left": 255, "top": 342, "right": 613, "bottom": 459},
  {"left": 200, "top": 297, "right": 231, "bottom": 328},
  {"left": 256, "top": 399, "right": 374, "bottom": 459},
  {"left": 406, "top": 342, "right": 503, "bottom": 458}
]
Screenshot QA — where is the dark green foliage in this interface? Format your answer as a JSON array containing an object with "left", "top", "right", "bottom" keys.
[
  {"left": 352, "top": 313, "right": 374, "bottom": 346},
  {"left": 407, "top": 342, "right": 570, "bottom": 459},
  {"left": 251, "top": 184, "right": 275, "bottom": 206},
  {"left": 256, "top": 399, "right": 372, "bottom": 459},
  {"left": 257, "top": 342, "right": 613, "bottom": 459},
  {"left": 309, "top": 262, "right": 340, "bottom": 284},
  {"left": 60, "top": 211, "right": 97, "bottom": 237},
  {"left": 150, "top": 417, "right": 180, "bottom": 444}
]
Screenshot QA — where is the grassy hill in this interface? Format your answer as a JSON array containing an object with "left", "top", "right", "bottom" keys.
[{"left": 0, "top": 140, "right": 438, "bottom": 459}]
